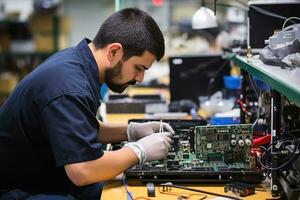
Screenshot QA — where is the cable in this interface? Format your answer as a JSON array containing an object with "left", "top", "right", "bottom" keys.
[
  {"left": 160, "top": 183, "right": 242, "bottom": 200},
  {"left": 282, "top": 16, "right": 300, "bottom": 29},
  {"left": 284, "top": 131, "right": 297, "bottom": 139},
  {"left": 252, "top": 135, "right": 271, "bottom": 147},
  {"left": 214, "top": 0, "right": 216, "bottom": 15},
  {"left": 258, "top": 138, "right": 300, "bottom": 171},
  {"left": 158, "top": 185, "right": 207, "bottom": 199},
  {"left": 247, "top": 74, "right": 262, "bottom": 129},
  {"left": 207, "top": 60, "right": 230, "bottom": 96},
  {"left": 133, "top": 197, "right": 151, "bottom": 200},
  {"left": 248, "top": 74, "right": 258, "bottom": 97},
  {"left": 159, "top": 119, "right": 163, "bottom": 133},
  {"left": 259, "top": 153, "right": 297, "bottom": 171},
  {"left": 288, "top": 129, "right": 300, "bottom": 134},
  {"left": 255, "top": 188, "right": 267, "bottom": 192},
  {"left": 250, "top": 5, "right": 287, "bottom": 21},
  {"left": 204, "top": 0, "right": 248, "bottom": 11},
  {"left": 122, "top": 174, "right": 133, "bottom": 200},
  {"left": 252, "top": 88, "right": 261, "bottom": 129}
]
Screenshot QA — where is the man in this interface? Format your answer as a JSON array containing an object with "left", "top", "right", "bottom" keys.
[{"left": 0, "top": 8, "right": 174, "bottom": 200}]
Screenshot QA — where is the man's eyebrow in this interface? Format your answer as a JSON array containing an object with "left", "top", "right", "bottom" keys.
[{"left": 136, "top": 64, "right": 149, "bottom": 70}]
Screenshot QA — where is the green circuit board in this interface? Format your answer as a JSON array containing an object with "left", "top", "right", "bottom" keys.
[
  {"left": 126, "top": 121, "right": 262, "bottom": 184},
  {"left": 194, "top": 124, "right": 253, "bottom": 169},
  {"left": 129, "top": 123, "right": 255, "bottom": 171}
]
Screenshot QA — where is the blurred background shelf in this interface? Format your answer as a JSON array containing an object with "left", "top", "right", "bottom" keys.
[
  {"left": 232, "top": 54, "right": 300, "bottom": 107},
  {"left": 0, "top": 51, "right": 53, "bottom": 57}
]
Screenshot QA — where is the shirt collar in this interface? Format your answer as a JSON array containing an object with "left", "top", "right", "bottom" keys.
[{"left": 76, "top": 38, "right": 100, "bottom": 85}]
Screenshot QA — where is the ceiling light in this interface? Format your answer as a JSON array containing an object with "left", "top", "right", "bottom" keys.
[{"left": 192, "top": 7, "right": 218, "bottom": 29}]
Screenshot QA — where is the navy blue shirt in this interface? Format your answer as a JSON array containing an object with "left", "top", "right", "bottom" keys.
[{"left": 0, "top": 39, "right": 104, "bottom": 193}]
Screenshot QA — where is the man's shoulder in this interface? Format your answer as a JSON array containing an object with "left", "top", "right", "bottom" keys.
[
  {"left": 45, "top": 46, "right": 82, "bottom": 64},
  {"left": 24, "top": 48, "right": 91, "bottom": 108},
  {"left": 35, "top": 45, "right": 86, "bottom": 79}
]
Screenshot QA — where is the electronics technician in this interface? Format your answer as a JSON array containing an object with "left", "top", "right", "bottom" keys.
[{"left": 0, "top": 8, "right": 174, "bottom": 200}]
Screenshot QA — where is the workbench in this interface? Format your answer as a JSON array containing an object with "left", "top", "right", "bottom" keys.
[{"left": 101, "top": 113, "right": 273, "bottom": 200}]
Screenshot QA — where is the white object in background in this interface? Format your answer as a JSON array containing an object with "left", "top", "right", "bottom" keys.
[
  {"left": 3, "top": 0, "right": 33, "bottom": 21},
  {"left": 145, "top": 103, "right": 168, "bottom": 114},
  {"left": 226, "top": 7, "right": 245, "bottom": 23},
  {"left": 216, "top": 31, "right": 230, "bottom": 49},
  {"left": 192, "top": 7, "right": 218, "bottom": 29},
  {"left": 10, "top": 40, "right": 34, "bottom": 53},
  {"left": 265, "top": 23, "right": 300, "bottom": 47},
  {"left": 145, "top": 112, "right": 188, "bottom": 119},
  {"left": 215, "top": 108, "right": 240, "bottom": 118},
  {"left": 201, "top": 91, "right": 234, "bottom": 117},
  {"left": 0, "top": 3, "right": 5, "bottom": 20}
]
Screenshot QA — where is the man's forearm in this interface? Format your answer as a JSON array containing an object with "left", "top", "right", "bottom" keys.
[
  {"left": 65, "top": 147, "right": 138, "bottom": 186},
  {"left": 98, "top": 121, "right": 128, "bottom": 143}
]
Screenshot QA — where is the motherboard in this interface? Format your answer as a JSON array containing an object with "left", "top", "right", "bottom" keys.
[
  {"left": 125, "top": 121, "right": 263, "bottom": 185},
  {"left": 194, "top": 125, "right": 254, "bottom": 169}
]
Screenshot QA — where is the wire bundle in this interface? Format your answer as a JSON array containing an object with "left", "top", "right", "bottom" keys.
[{"left": 258, "top": 133, "right": 300, "bottom": 177}]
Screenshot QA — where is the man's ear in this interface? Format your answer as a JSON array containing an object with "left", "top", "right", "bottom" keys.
[{"left": 107, "top": 43, "right": 123, "bottom": 63}]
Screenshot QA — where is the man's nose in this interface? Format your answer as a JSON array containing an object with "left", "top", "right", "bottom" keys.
[{"left": 135, "top": 70, "right": 144, "bottom": 83}]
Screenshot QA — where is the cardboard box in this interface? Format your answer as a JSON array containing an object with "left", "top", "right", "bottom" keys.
[
  {"left": 29, "top": 14, "right": 71, "bottom": 34},
  {"left": 0, "top": 32, "right": 11, "bottom": 51},
  {"left": 0, "top": 72, "right": 18, "bottom": 94},
  {"left": 33, "top": 33, "right": 68, "bottom": 52}
]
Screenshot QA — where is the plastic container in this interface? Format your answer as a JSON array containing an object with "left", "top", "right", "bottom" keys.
[
  {"left": 201, "top": 92, "right": 234, "bottom": 117},
  {"left": 252, "top": 76, "right": 270, "bottom": 92},
  {"left": 223, "top": 76, "right": 241, "bottom": 90},
  {"left": 210, "top": 117, "right": 240, "bottom": 125}
]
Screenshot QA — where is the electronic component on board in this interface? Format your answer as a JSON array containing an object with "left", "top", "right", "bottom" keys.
[
  {"left": 125, "top": 120, "right": 263, "bottom": 184},
  {"left": 224, "top": 182, "right": 255, "bottom": 197}
]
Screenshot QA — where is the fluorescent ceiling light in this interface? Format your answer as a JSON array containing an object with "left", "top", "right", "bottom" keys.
[{"left": 192, "top": 7, "right": 218, "bottom": 29}]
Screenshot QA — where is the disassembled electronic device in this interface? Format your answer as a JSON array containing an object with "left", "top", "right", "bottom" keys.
[
  {"left": 125, "top": 120, "right": 263, "bottom": 185},
  {"left": 265, "top": 24, "right": 300, "bottom": 47},
  {"left": 224, "top": 182, "right": 255, "bottom": 197}
]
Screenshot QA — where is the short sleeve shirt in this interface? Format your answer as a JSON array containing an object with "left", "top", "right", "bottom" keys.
[{"left": 0, "top": 38, "right": 103, "bottom": 193}]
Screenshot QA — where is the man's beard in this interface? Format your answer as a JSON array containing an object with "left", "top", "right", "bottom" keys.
[{"left": 105, "top": 60, "right": 136, "bottom": 93}]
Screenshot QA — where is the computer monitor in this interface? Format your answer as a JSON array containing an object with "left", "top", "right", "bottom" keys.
[
  {"left": 169, "top": 54, "right": 230, "bottom": 105},
  {"left": 249, "top": 0, "right": 300, "bottom": 49}
]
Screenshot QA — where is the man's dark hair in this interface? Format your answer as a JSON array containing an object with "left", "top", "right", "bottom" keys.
[{"left": 93, "top": 8, "right": 165, "bottom": 61}]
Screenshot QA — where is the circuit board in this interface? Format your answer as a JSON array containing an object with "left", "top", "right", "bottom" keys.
[
  {"left": 194, "top": 125, "right": 254, "bottom": 169},
  {"left": 125, "top": 120, "right": 262, "bottom": 185}
]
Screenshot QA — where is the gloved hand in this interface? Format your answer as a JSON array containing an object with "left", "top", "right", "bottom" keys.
[
  {"left": 124, "top": 132, "right": 173, "bottom": 164},
  {"left": 127, "top": 121, "right": 175, "bottom": 142}
]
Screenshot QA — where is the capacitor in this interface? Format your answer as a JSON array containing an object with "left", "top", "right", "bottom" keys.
[
  {"left": 238, "top": 140, "right": 245, "bottom": 147},
  {"left": 231, "top": 140, "right": 236, "bottom": 146},
  {"left": 245, "top": 138, "right": 252, "bottom": 146}
]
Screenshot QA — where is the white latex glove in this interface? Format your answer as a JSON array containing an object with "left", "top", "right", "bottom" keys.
[
  {"left": 124, "top": 132, "right": 173, "bottom": 164},
  {"left": 127, "top": 121, "right": 175, "bottom": 142}
]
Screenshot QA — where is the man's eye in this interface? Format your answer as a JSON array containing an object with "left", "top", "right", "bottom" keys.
[{"left": 136, "top": 66, "right": 142, "bottom": 72}]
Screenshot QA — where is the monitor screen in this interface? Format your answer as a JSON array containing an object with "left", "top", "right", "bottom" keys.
[
  {"left": 249, "top": 1, "right": 300, "bottom": 49},
  {"left": 169, "top": 54, "right": 230, "bottom": 105}
]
